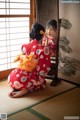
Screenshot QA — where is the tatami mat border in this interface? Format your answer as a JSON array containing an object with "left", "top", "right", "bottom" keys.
[{"left": 27, "top": 108, "right": 50, "bottom": 120}]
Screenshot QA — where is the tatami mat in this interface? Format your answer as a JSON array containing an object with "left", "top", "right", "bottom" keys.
[
  {"left": 8, "top": 110, "right": 41, "bottom": 120},
  {"left": 32, "top": 88, "right": 80, "bottom": 120},
  {"left": 0, "top": 79, "right": 76, "bottom": 116}
]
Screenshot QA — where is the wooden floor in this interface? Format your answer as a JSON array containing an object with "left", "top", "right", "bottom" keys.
[{"left": 0, "top": 79, "right": 80, "bottom": 120}]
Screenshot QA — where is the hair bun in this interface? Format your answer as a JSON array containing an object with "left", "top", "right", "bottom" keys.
[{"left": 30, "top": 22, "right": 45, "bottom": 40}]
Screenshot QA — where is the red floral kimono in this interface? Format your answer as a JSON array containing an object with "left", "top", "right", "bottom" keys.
[
  {"left": 42, "top": 36, "right": 57, "bottom": 56},
  {"left": 8, "top": 40, "right": 51, "bottom": 92}
]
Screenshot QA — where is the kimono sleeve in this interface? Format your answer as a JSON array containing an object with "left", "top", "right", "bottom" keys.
[
  {"left": 21, "top": 43, "right": 31, "bottom": 55},
  {"left": 36, "top": 46, "right": 51, "bottom": 77}
]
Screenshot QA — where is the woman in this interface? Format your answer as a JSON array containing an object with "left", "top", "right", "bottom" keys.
[
  {"left": 8, "top": 22, "right": 51, "bottom": 98},
  {"left": 42, "top": 19, "right": 57, "bottom": 56},
  {"left": 42, "top": 19, "right": 60, "bottom": 86}
]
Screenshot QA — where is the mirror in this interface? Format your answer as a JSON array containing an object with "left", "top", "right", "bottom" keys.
[
  {"left": 36, "top": 0, "right": 80, "bottom": 85},
  {"left": 37, "top": 0, "right": 60, "bottom": 86}
]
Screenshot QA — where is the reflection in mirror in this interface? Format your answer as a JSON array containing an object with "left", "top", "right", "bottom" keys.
[{"left": 37, "top": 0, "right": 61, "bottom": 86}]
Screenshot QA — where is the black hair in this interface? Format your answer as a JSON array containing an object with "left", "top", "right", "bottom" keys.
[
  {"left": 46, "top": 19, "right": 57, "bottom": 31},
  {"left": 29, "top": 22, "right": 45, "bottom": 40}
]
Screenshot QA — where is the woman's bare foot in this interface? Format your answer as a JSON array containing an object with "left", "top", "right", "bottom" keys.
[{"left": 8, "top": 89, "right": 28, "bottom": 98}]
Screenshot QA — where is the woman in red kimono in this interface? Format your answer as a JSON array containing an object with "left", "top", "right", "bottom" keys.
[
  {"left": 42, "top": 19, "right": 60, "bottom": 86},
  {"left": 8, "top": 22, "right": 51, "bottom": 98},
  {"left": 42, "top": 19, "right": 57, "bottom": 56}
]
